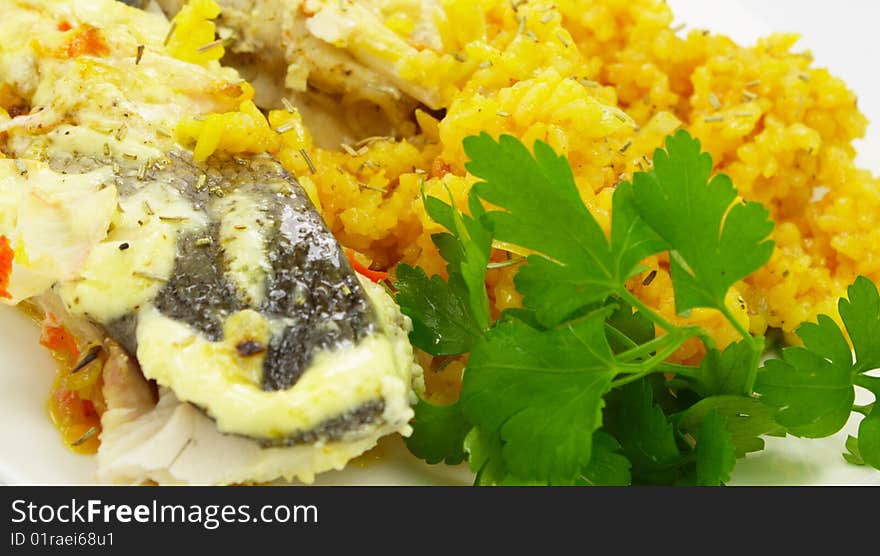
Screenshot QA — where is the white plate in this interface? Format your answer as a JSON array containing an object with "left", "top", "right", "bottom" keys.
[{"left": 1, "top": 0, "right": 879, "bottom": 486}]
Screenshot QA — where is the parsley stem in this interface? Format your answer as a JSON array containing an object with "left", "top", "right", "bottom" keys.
[
  {"left": 655, "top": 362, "right": 702, "bottom": 379},
  {"left": 618, "top": 288, "right": 718, "bottom": 351},
  {"left": 718, "top": 304, "right": 764, "bottom": 394},
  {"left": 855, "top": 375, "right": 880, "bottom": 394},
  {"left": 611, "top": 341, "right": 686, "bottom": 388},
  {"left": 719, "top": 304, "right": 753, "bottom": 344},
  {"left": 616, "top": 328, "right": 697, "bottom": 364},
  {"left": 617, "top": 289, "right": 676, "bottom": 332}
]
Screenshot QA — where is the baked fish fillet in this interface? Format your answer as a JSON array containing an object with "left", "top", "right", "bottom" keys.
[
  {"left": 152, "top": 0, "right": 446, "bottom": 141},
  {"left": 0, "top": 0, "right": 421, "bottom": 484}
]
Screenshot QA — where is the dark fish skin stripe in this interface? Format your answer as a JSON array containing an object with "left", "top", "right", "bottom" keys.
[
  {"left": 154, "top": 226, "right": 244, "bottom": 342},
  {"left": 260, "top": 213, "right": 375, "bottom": 391},
  {"left": 258, "top": 399, "right": 386, "bottom": 446}
]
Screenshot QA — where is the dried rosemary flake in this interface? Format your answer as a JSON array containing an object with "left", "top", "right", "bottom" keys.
[
  {"left": 541, "top": 13, "right": 553, "bottom": 24},
  {"left": 487, "top": 257, "right": 525, "bottom": 270},
  {"left": 555, "top": 32, "right": 570, "bottom": 47},
  {"left": 299, "top": 148, "right": 317, "bottom": 174},
  {"left": 196, "top": 173, "right": 207, "bottom": 191},
  {"left": 133, "top": 271, "right": 167, "bottom": 282},
  {"left": 158, "top": 215, "right": 189, "bottom": 223},
  {"left": 163, "top": 21, "right": 177, "bottom": 46},
  {"left": 358, "top": 182, "right": 388, "bottom": 193},
  {"left": 341, "top": 143, "right": 359, "bottom": 157},
  {"left": 14, "top": 159, "right": 27, "bottom": 176},
  {"left": 745, "top": 79, "right": 761, "bottom": 88},
  {"left": 73, "top": 345, "right": 102, "bottom": 373},
  {"left": 453, "top": 52, "right": 467, "bottom": 63},
  {"left": 704, "top": 115, "right": 725, "bottom": 123},
  {"left": 71, "top": 427, "right": 99, "bottom": 447},
  {"left": 642, "top": 269, "right": 658, "bottom": 286},
  {"left": 275, "top": 122, "right": 297, "bottom": 134},
  {"left": 103, "top": 143, "right": 111, "bottom": 157},
  {"left": 742, "top": 90, "right": 759, "bottom": 101},
  {"left": 143, "top": 200, "right": 155, "bottom": 216},
  {"left": 195, "top": 237, "right": 213, "bottom": 247},
  {"left": 122, "top": 153, "right": 138, "bottom": 161},
  {"left": 798, "top": 73, "right": 811, "bottom": 83},
  {"left": 233, "top": 225, "right": 248, "bottom": 231},
  {"left": 197, "top": 39, "right": 225, "bottom": 53},
  {"left": 135, "top": 44, "right": 145, "bottom": 65},
  {"left": 525, "top": 30, "right": 539, "bottom": 42},
  {"left": 354, "top": 135, "right": 393, "bottom": 148},
  {"left": 708, "top": 92, "right": 722, "bottom": 110},
  {"left": 281, "top": 97, "right": 296, "bottom": 113},
  {"left": 619, "top": 140, "right": 632, "bottom": 154},
  {"left": 496, "top": 111, "right": 512, "bottom": 118},
  {"left": 137, "top": 164, "right": 147, "bottom": 180},
  {"left": 115, "top": 124, "right": 128, "bottom": 142},
  {"left": 479, "top": 60, "right": 493, "bottom": 69}
]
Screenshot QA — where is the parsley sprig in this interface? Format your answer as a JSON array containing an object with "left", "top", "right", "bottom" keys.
[{"left": 397, "top": 130, "right": 880, "bottom": 485}]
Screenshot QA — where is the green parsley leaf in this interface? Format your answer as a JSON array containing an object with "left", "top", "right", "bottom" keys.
[
  {"left": 694, "top": 411, "right": 737, "bottom": 486},
  {"left": 692, "top": 340, "right": 755, "bottom": 397},
  {"left": 461, "top": 308, "right": 618, "bottom": 484},
  {"left": 858, "top": 411, "right": 880, "bottom": 470},
  {"left": 839, "top": 276, "right": 880, "bottom": 373},
  {"left": 405, "top": 400, "right": 470, "bottom": 465},
  {"left": 465, "top": 133, "right": 664, "bottom": 327},
  {"left": 756, "top": 348, "right": 854, "bottom": 438},
  {"left": 605, "top": 299, "right": 656, "bottom": 354},
  {"left": 465, "top": 427, "right": 631, "bottom": 486},
  {"left": 632, "top": 130, "right": 774, "bottom": 315},
  {"left": 675, "top": 396, "right": 785, "bottom": 457},
  {"left": 756, "top": 277, "right": 880, "bottom": 439},
  {"left": 843, "top": 435, "right": 865, "bottom": 466},
  {"left": 423, "top": 190, "right": 493, "bottom": 330},
  {"left": 394, "top": 264, "right": 482, "bottom": 355},
  {"left": 463, "top": 427, "right": 545, "bottom": 485},
  {"left": 605, "top": 379, "right": 682, "bottom": 484},
  {"left": 576, "top": 431, "right": 633, "bottom": 486},
  {"left": 464, "top": 427, "right": 506, "bottom": 486}
]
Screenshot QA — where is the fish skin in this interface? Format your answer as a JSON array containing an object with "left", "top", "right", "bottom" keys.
[{"left": 86, "top": 150, "right": 378, "bottom": 398}]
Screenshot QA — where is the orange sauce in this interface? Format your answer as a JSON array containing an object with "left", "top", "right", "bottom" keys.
[
  {"left": 0, "top": 235, "right": 12, "bottom": 300},
  {"left": 62, "top": 24, "right": 110, "bottom": 58},
  {"left": 26, "top": 307, "right": 106, "bottom": 455}
]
